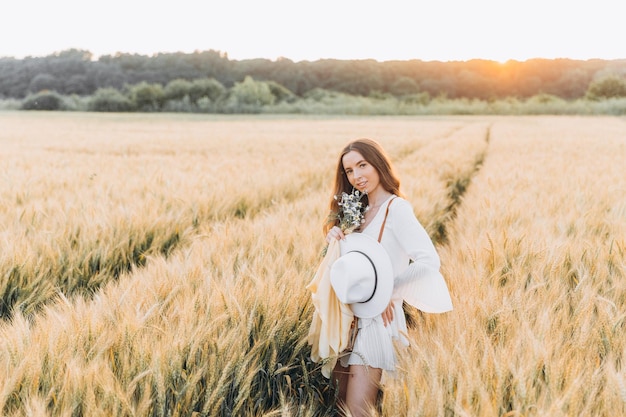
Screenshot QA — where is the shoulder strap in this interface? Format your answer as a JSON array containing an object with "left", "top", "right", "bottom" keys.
[{"left": 377, "top": 196, "right": 397, "bottom": 243}]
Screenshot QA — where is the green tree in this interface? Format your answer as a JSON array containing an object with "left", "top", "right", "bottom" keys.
[
  {"left": 163, "top": 79, "right": 193, "bottom": 101},
  {"left": 127, "top": 81, "right": 164, "bottom": 111},
  {"left": 229, "top": 76, "right": 275, "bottom": 107},
  {"left": 64, "top": 74, "right": 90, "bottom": 95},
  {"left": 402, "top": 92, "right": 431, "bottom": 105},
  {"left": 585, "top": 76, "right": 626, "bottom": 100},
  {"left": 389, "top": 76, "right": 421, "bottom": 96},
  {"left": 89, "top": 88, "right": 133, "bottom": 112},
  {"left": 28, "top": 73, "right": 60, "bottom": 93},
  {"left": 266, "top": 80, "right": 295, "bottom": 102},
  {"left": 189, "top": 78, "right": 225, "bottom": 103},
  {"left": 21, "top": 91, "right": 65, "bottom": 110}
]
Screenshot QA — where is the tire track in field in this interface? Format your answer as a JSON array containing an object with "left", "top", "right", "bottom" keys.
[
  {"left": 391, "top": 124, "right": 466, "bottom": 160},
  {"left": 0, "top": 122, "right": 482, "bottom": 321},
  {"left": 397, "top": 122, "right": 490, "bottom": 328},
  {"left": 0, "top": 120, "right": 494, "bottom": 417},
  {"left": 0, "top": 170, "right": 325, "bottom": 320},
  {"left": 427, "top": 124, "right": 491, "bottom": 245}
]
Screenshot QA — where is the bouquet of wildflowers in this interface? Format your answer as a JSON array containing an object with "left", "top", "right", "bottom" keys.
[{"left": 333, "top": 189, "right": 368, "bottom": 234}]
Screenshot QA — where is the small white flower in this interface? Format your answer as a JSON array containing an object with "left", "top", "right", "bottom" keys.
[{"left": 333, "top": 189, "right": 368, "bottom": 234}]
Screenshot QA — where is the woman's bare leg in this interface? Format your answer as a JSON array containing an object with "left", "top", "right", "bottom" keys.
[{"left": 345, "top": 365, "right": 382, "bottom": 417}]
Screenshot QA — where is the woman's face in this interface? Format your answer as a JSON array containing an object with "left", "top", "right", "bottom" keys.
[{"left": 342, "top": 150, "right": 381, "bottom": 195}]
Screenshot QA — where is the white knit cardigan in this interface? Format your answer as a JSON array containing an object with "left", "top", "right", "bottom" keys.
[{"left": 360, "top": 195, "right": 453, "bottom": 314}]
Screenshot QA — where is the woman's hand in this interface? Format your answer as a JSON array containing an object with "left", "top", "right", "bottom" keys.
[
  {"left": 381, "top": 301, "right": 395, "bottom": 326},
  {"left": 325, "top": 226, "right": 346, "bottom": 243}
]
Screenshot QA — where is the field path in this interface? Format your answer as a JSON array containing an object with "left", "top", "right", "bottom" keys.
[
  {"left": 0, "top": 113, "right": 491, "bottom": 415},
  {"left": 0, "top": 113, "right": 483, "bottom": 319},
  {"left": 4, "top": 114, "right": 623, "bottom": 415},
  {"left": 7, "top": 114, "right": 623, "bottom": 416},
  {"left": 390, "top": 116, "right": 626, "bottom": 415}
]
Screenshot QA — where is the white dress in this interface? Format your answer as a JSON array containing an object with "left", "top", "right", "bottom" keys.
[{"left": 339, "top": 195, "right": 453, "bottom": 370}]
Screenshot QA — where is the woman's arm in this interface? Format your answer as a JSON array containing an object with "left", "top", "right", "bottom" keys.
[
  {"left": 390, "top": 199, "right": 453, "bottom": 313},
  {"left": 392, "top": 199, "right": 440, "bottom": 272}
]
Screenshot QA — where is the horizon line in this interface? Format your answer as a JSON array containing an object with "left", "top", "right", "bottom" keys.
[{"left": 2, "top": 48, "right": 625, "bottom": 64}]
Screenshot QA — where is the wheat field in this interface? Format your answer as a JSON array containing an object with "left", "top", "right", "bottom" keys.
[{"left": 0, "top": 112, "right": 624, "bottom": 416}]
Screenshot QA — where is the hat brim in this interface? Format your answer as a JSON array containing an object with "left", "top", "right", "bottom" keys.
[{"left": 338, "top": 233, "right": 394, "bottom": 319}]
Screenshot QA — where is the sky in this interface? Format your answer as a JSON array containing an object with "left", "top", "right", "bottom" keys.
[{"left": 2, "top": 0, "right": 624, "bottom": 62}]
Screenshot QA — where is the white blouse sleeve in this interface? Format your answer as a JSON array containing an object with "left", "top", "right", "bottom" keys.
[{"left": 391, "top": 199, "right": 453, "bottom": 313}]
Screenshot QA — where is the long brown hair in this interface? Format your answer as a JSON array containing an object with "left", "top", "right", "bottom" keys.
[{"left": 323, "top": 138, "right": 403, "bottom": 234}]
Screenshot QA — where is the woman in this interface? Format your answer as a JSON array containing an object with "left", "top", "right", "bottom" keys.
[{"left": 324, "top": 138, "right": 453, "bottom": 416}]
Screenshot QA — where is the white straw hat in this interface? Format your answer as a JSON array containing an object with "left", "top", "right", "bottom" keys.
[{"left": 330, "top": 233, "right": 394, "bottom": 319}]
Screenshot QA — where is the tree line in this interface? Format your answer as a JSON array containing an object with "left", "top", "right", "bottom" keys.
[{"left": 2, "top": 48, "right": 626, "bottom": 101}]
